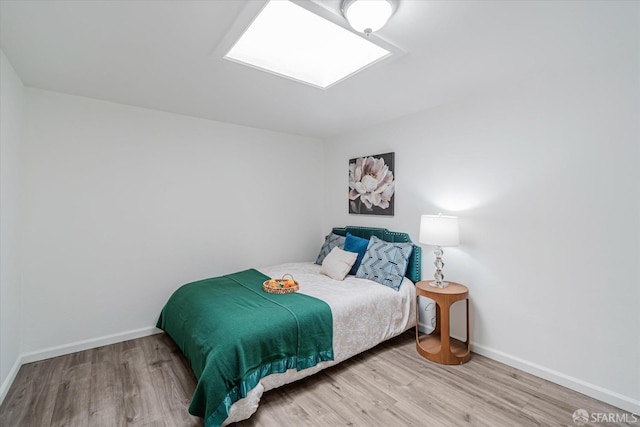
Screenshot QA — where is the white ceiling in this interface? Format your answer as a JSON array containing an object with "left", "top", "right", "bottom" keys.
[{"left": 0, "top": 0, "right": 635, "bottom": 139}]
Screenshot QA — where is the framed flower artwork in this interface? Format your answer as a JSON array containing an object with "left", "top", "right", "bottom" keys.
[{"left": 348, "top": 152, "right": 395, "bottom": 216}]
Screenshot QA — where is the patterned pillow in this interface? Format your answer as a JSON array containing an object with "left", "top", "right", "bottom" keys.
[
  {"left": 315, "top": 233, "right": 346, "bottom": 265},
  {"left": 355, "top": 236, "right": 414, "bottom": 291}
]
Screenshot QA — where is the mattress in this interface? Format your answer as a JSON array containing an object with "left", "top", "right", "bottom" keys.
[{"left": 222, "top": 262, "right": 416, "bottom": 425}]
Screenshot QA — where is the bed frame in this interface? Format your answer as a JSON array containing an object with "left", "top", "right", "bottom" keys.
[
  {"left": 331, "top": 226, "right": 422, "bottom": 283},
  {"left": 160, "top": 226, "right": 422, "bottom": 425}
]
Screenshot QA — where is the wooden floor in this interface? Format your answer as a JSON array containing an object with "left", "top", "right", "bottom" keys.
[{"left": 1, "top": 332, "right": 636, "bottom": 427}]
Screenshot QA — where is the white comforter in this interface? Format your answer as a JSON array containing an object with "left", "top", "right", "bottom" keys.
[{"left": 222, "top": 262, "right": 416, "bottom": 425}]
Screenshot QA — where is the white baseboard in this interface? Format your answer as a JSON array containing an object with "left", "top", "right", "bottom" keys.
[
  {"left": 20, "top": 326, "right": 162, "bottom": 365},
  {"left": 0, "top": 357, "right": 22, "bottom": 406},
  {"left": 0, "top": 326, "right": 162, "bottom": 406},
  {"left": 470, "top": 342, "right": 640, "bottom": 416}
]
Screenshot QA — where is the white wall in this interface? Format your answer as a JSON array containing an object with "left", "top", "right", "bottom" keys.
[
  {"left": 20, "top": 88, "right": 325, "bottom": 354},
  {"left": 3, "top": 8, "right": 638, "bottom": 416},
  {"left": 323, "top": 61, "right": 640, "bottom": 412},
  {"left": 0, "top": 50, "right": 24, "bottom": 399}
]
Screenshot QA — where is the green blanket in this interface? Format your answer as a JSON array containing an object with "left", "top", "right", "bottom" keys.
[{"left": 157, "top": 269, "right": 333, "bottom": 426}]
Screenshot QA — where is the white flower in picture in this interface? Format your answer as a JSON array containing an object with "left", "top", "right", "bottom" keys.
[{"left": 348, "top": 153, "right": 395, "bottom": 215}]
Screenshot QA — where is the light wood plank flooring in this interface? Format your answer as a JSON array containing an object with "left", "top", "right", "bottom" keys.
[{"left": 1, "top": 331, "right": 636, "bottom": 426}]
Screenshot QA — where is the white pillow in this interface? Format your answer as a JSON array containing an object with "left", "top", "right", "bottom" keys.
[{"left": 320, "top": 247, "right": 358, "bottom": 281}]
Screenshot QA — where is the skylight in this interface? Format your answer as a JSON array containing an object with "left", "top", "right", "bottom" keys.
[{"left": 224, "top": 0, "right": 391, "bottom": 89}]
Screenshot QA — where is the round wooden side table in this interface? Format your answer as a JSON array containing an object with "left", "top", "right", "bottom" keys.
[{"left": 415, "top": 281, "right": 470, "bottom": 365}]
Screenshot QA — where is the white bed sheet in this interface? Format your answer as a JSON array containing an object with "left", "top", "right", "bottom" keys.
[{"left": 223, "top": 262, "right": 416, "bottom": 425}]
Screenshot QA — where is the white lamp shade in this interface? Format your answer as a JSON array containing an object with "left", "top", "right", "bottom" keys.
[
  {"left": 343, "top": 0, "right": 394, "bottom": 34},
  {"left": 419, "top": 214, "right": 460, "bottom": 247}
]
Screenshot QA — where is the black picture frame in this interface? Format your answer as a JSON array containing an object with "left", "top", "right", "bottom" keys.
[{"left": 348, "top": 152, "right": 395, "bottom": 216}]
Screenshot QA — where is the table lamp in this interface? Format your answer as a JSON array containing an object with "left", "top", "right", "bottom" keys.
[{"left": 419, "top": 214, "right": 459, "bottom": 288}]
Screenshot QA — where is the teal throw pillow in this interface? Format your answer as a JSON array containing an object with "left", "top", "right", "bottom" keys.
[{"left": 343, "top": 232, "right": 370, "bottom": 275}]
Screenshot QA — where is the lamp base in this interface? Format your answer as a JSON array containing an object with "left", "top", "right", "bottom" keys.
[
  {"left": 431, "top": 246, "right": 448, "bottom": 288},
  {"left": 428, "top": 280, "right": 450, "bottom": 288}
]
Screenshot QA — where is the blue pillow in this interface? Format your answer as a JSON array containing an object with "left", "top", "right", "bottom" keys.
[
  {"left": 355, "top": 236, "right": 413, "bottom": 291},
  {"left": 315, "top": 233, "right": 346, "bottom": 265},
  {"left": 343, "top": 232, "right": 370, "bottom": 275}
]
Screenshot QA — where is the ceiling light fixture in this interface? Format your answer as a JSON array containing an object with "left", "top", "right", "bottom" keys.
[
  {"left": 224, "top": 0, "right": 390, "bottom": 89},
  {"left": 341, "top": 0, "right": 398, "bottom": 36}
]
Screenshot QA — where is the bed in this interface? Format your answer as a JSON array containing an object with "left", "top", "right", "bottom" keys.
[{"left": 157, "top": 226, "right": 422, "bottom": 426}]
